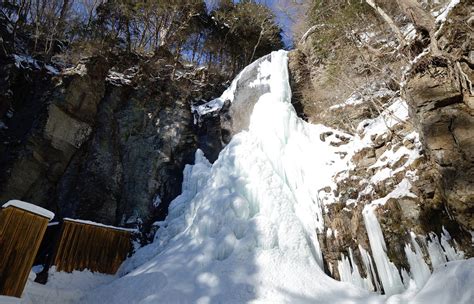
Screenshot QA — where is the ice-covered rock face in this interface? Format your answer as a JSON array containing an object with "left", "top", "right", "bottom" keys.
[
  {"left": 79, "top": 50, "right": 473, "bottom": 304},
  {"left": 193, "top": 54, "right": 273, "bottom": 144}
]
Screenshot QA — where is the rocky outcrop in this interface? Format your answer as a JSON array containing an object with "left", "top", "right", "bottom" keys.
[
  {"left": 0, "top": 52, "right": 224, "bottom": 229},
  {"left": 286, "top": 2, "right": 473, "bottom": 293},
  {"left": 403, "top": 2, "right": 474, "bottom": 231},
  {"left": 288, "top": 50, "right": 310, "bottom": 120},
  {"left": 191, "top": 54, "right": 273, "bottom": 157},
  {"left": 56, "top": 64, "right": 202, "bottom": 227},
  {"left": 218, "top": 54, "right": 271, "bottom": 143},
  {"left": 305, "top": 86, "right": 471, "bottom": 294},
  {"left": 0, "top": 56, "right": 109, "bottom": 211}
]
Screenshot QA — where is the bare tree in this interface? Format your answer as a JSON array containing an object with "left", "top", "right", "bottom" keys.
[{"left": 365, "top": 0, "right": 406, "bottom": 47}]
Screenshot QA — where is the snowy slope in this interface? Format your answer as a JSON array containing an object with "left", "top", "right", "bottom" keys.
[{"left": 18, "top": 50, "right": 474, "bottom": 304}]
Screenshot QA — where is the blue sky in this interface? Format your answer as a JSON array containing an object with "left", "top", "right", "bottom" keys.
[
  {"left": 262, "top": 0, "right": 294, "bottom": 47},
  {"left": 251, "top": 0, "right": 296, "bottom": 47}
]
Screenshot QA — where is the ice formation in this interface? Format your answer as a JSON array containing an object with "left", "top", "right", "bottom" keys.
[
  {"left": 80, "top": 50, "right": 381, "bottom": 303},
  {"left": 363, "top": 205, "right": 406, "bottom": 296},
  {"left": 16, "top": 50, "right": 474, "bottom": 304},
  {"left": 191, "top": 54, "right": 270, "bottom": 118}
]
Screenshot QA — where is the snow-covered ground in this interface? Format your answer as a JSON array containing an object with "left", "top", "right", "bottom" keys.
[{"left": 13, "top": 50, "right": 473, "bottom": 304}]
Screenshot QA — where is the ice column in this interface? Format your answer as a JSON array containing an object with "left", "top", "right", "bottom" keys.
[{"left": 362, "top": 205, "right": 405, "bottom": 295}]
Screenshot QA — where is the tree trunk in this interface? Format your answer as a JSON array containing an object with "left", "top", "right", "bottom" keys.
[
  {"left": 57, "top": 0, "right": 71, "bottom": 40},
  {"left": 249, "top": 19, "right": 267, "bottom": 64},
  {"left": 365, "top": 0, "right": 406, "bottom": 46},
  {"left": 12, "top": 0, "right": 27, "bottom": 51},
  {"left": 125, "top": 19, "right": 132, "bottom": 52}
]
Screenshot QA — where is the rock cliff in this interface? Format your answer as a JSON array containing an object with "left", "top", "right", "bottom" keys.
[
  {"left": 0, "top": 51, "right": 224, "bottom": 229},
  {"left": 282, "top": 0, "right": 473, "bottom": 295}
]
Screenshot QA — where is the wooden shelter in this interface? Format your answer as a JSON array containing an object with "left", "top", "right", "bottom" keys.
[
  {"left": 53, "top": 218, "right": 133, "bottom": 274},
  {"left": 0, "top": 200, "right": 54, "bottom": 298}
]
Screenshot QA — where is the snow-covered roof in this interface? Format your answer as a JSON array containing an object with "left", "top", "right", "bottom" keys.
[
  {"left": 2, "top": 200, "right": 55, "bottom": 220},
  {"left": 63, "top": 218, "right": 137, "bottom": 233}
]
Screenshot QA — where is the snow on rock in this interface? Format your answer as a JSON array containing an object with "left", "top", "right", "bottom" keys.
[
  {"left": 152, "top": 194, "right": 162, "bottom": 208},
  {"left": 402, "top": 23, "right": 417, "bottom": 42},
  {"left": 371, "top": 177, "right": 417, "bottom": 206},
  {"left": 63, "top": 63, "right": 88, "bottom": 76},
  {"left": 191, "top": 54, "right": 271, "bottom": 119},
  {"left": 106, "top": 70, "right": 134, "bottom": 86},
  {"left": 0, "top": 120, "right": 8, "bottom": 130},
  {"left": 2, "top": 200, "right": 54, "bottom": 220},
  {"left": 330, "top": 86, "right": 394, "bottom": 110},
  {"left": 12, "top": 54, "right": 60, "bottom": 74},
  {"left": 44, "top": 64, "right": 60, "bottom": 75},
  {"left": 329, "top": 93, "right": 365, "bottom": 109},
  {"left": 435, "top": 0, "right": 461, "bottom": 23},
  {"left": 354, "top": 97, "right": 411, "bottom": 151},
  {"left": 13, "top": 54, "right": 40, "bottom": 69}
]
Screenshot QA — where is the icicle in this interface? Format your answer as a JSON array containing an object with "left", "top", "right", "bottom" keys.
[
  {"left": 440, "top": 227, "right": 464, "bottom": 261},
  {"left": 359, "top": 244, "right": 380, "bottom": 292},
  {"left": 337, "top": 248, "right": 375, "bottom": 291},
  {"left": 404, "top": 232, "right": 431, "bottom": 288},
  {"left": 427, "top": 232, "right": 448, "bottom": 268},
  {"left": 362, "top": 205, "right": 405, "bottom": 295}
]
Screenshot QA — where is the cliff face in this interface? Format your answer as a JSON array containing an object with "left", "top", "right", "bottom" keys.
[
  {"left": 0, "top": 56, "right": 109, "bottom": 214},
  {"left": 282, "top": 0, "right": 473, "bottom": 295},
  {"left": 0, "top": 51, "right": 223, "bottom": 228},
  {"left": 403, "top": 2, "right": 473, "bottom": 232}
]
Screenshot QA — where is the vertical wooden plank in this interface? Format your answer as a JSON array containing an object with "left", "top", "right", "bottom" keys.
[
  {"left": 11, "top": 212, "right": 35, "bottom": 296},
  {"left": 3, "top": 209, "right": 31, "bottom": 296},
  {"left": 0, "top": 207, "right": 49, "bottom": 298},
  {"left": 86, "top": 225, "right": 99, "bottom": 271},
  {"left": 67, "top": 222, "right": 82, "bottom": 272},
  {"left": 0, "top": 208, "right": 14, "bottom": 236},
  {"left": 15, "top": 215, "right": 48, "bottom": 297},
  {"left": 53, "top": 222, "right": 72, "bottom": 271},
  {"left": 51, "top": 220, "right": 133, "bottom": 275}
]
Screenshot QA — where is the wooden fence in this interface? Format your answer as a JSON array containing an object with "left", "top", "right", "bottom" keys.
[
  {"left": 0, "top": 205, "right": 50, "bottom": 297},
  {"left": 52, "top": 219, "right": 132, "bottom": 274}
]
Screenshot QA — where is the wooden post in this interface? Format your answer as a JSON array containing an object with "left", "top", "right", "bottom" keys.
[
  {"left": 0, "top": 201, "right": 53, "bottom": 298},
  {"left": 53, "top": 219, "right": 133, "bottom": 274}
]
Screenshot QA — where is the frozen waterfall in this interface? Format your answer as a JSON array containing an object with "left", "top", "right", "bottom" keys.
[
  {"left": 79, "top": 50, "right": 379, "bottom": 303},
  {"left": 66, "top": 50, "right": 473, "bottom": 304}
]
